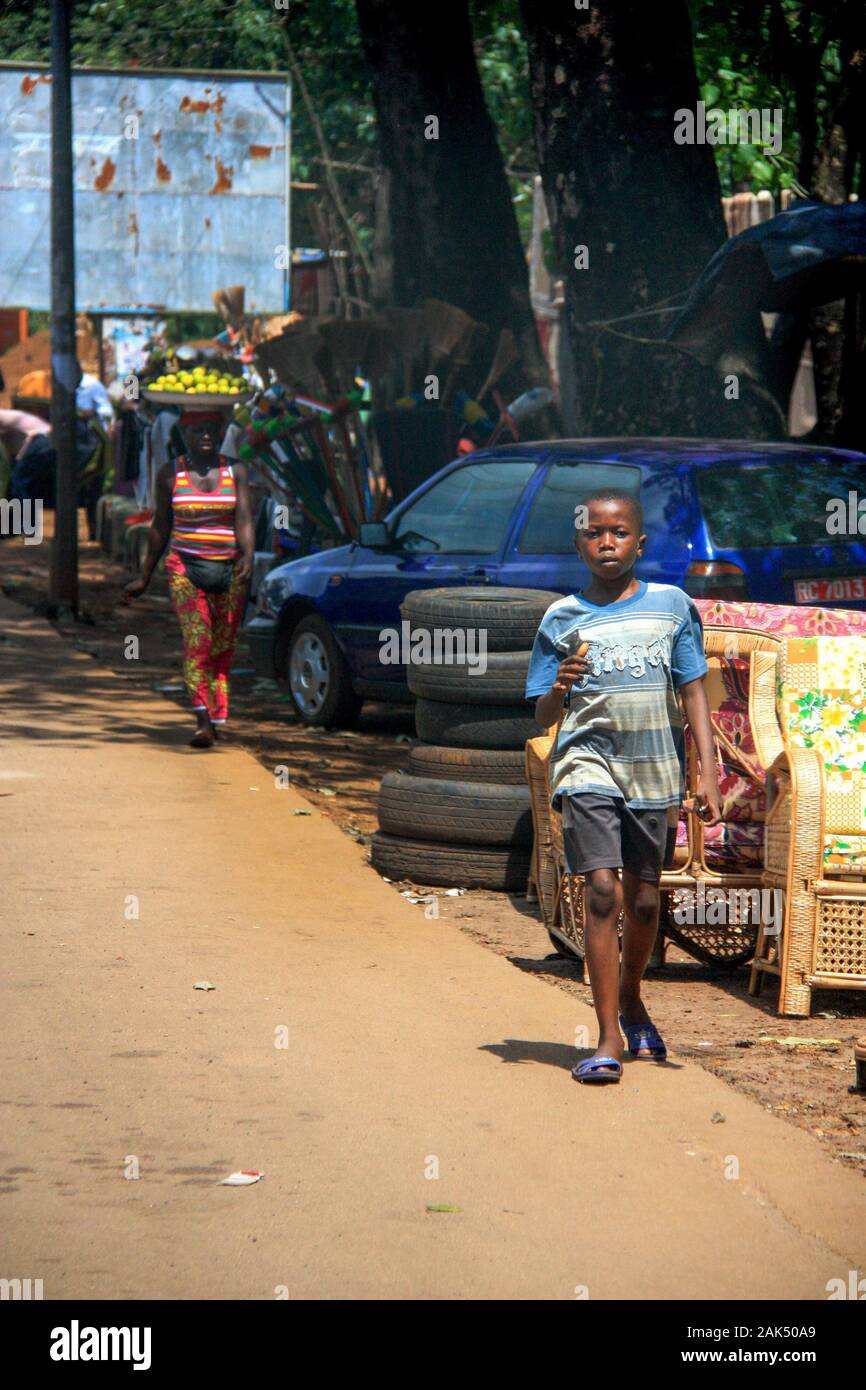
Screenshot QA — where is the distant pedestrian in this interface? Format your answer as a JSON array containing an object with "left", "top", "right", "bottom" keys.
[
  {"left": 0, "top": 407, "right": 53, "bottom": 505},
  {"left": 76, "top": 373, "right": 114, "bottom": 428},
  {"left": 123, "top": 403, "right": 254, "bottom": 748},
  {"left": 526, "top": 488, "right": 721, "bottom": 1084},
  {"left": 0, "top": 406, "right": 51, "bottom": 462}
]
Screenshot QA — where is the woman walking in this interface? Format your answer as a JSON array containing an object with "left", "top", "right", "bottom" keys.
[{"left": 124, "top": 404, "right": 254, "bottom": 748}]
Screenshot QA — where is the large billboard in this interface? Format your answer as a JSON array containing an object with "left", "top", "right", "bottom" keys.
[{"left": 0, "top": 63, "right": 291, "bottom": 313}]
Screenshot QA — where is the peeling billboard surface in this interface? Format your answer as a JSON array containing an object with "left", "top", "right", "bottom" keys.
[{"left": 0, "top": 67, "right": 290, "bottom": 312}]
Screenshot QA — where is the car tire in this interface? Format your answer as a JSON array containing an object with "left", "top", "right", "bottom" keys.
[
  {"left": 370, "top": 831, "right": 531, "bottom": 892},
  {"left": 408, "top": 744, "right": 526, "bottom": 785},
  {"left": 400, "top": 586, "right": 562, "bottom": 651},
  {"left": 280, "top": 614, "right": 363, "bottom": 728},
  {"left": 407, "top": 650, "right": 529, "bottom": 704},
  {"left": 377, "top": 771, "right": 532, "bottom": 847},
  {"left": 414, "top": 697, "right": 541, "bottom": 750}
]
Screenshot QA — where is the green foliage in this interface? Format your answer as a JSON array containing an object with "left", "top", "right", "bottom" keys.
[
  {"left": 689, "top": 0, "right": 850, "bottom": 196},
  {"left": 469, "top": 1, "right": 536, "bottom": 240}
]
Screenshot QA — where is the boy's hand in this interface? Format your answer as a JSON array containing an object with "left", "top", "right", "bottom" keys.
[
  {"left": 552, "top": 646, "right": 592, "bottom": 693},
  {"left": 690, "top": 774, "right": 722, "bottom": 827},
  {"left": 534, "top": 642, "right": 592, "bottom": 729}
]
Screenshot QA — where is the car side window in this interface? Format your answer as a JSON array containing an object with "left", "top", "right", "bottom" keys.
[
  {"left": 518, "top": 461, "right": 643, "bottom": 553},
  {"left": 391, "top": 460, "right": 537, "bottom": 554}
]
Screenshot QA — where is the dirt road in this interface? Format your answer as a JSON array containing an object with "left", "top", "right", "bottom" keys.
[{"left": 2, "top": 591, "right": 864, "bottom": 1300}]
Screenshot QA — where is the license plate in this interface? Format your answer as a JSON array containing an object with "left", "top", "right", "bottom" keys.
[{"left": 794, "top": 576, "right": 866, "bottom": 603}]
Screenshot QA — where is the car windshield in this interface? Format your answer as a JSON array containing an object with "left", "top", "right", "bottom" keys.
[
  {"left": 519, "top": 461, "right": 643, "bottom": 553},
  {"left": 694, "top": 456, "right": 866, "bottom": 548},
  {"left": 391, "top": 460, "right": 536, "bottom": 553}
]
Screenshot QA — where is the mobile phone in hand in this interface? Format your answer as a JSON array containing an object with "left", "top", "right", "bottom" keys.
[{"left": 560, "top": 631, "right": 590, "bottom": 706}]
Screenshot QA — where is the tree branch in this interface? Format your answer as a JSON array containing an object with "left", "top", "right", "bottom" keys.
[{"left": 278, "top": 18, "right": 373, "bottom": 278}]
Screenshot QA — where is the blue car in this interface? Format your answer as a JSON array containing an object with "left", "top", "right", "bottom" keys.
[{"left": 244, "top": 437, "right": 866, "bottom": 726}]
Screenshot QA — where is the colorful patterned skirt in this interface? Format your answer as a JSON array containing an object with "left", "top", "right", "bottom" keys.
[{"left": 166, "top": 550, "right": 248, "bottom": 723}]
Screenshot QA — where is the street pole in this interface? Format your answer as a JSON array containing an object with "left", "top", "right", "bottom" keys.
[{"left": 49, "top": 0, "right": 79, "bottom": 611}]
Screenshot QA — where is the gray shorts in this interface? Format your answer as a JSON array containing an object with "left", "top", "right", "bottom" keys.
[{"left": 561, "top": 792, "right": 677, "bottom": 882}]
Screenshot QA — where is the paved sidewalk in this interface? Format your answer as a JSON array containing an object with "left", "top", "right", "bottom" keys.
[{"left": 1, "top": 592, "right": 864, "bottom": 1299}]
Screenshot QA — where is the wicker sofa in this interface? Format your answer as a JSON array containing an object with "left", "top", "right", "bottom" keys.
[{"left": 525, "top": 598, "right": 866, "bottom": 1011}]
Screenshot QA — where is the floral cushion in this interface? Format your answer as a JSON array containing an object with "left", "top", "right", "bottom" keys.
[
  {"left": 672, "top": 811, "right": 765, "bottom": 868},
  {"left": 680, "top": 653, "right": 766, "bottom": 866},
  {"left": 779, "top": 635, "right": 866, "bottom": 874},
  {"left": 705, "top": 656, "right": 766, "bottom": 819},
  {"left": 704, "top": 821, "right": 764, "bottom": 868},
  {"left": 694, "top": 599, "right": 866, "bottom": 639},
  {"left": 825, "top": 836, "right": 866, "bottom": 873}
]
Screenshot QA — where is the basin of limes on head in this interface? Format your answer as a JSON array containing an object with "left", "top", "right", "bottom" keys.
[{"left": 149, "top": 365, "right": 246, "bottom": 395}]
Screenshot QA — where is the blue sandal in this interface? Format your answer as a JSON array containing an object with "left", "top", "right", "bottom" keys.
[
  {"left": 619, "top": 1014, "right": 667, "bottom": 1060},
  {"left": 572, "top": 1055, "right": 623, "bottom": 1084}
]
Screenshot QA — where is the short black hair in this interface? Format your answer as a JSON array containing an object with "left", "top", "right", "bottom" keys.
[{"left": 576, "top": 487, "right": 643, "bottom": 532}]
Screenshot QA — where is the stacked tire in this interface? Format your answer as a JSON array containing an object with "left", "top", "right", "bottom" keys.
[{"left": 371, "top": 587, "right": 561, "bottom": 892}]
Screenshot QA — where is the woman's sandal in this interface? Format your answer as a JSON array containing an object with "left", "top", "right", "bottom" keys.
[
  {"left": 572, "top": 1056, "right": 623, "bottom": 1085},
  {"left": 619, "top": 1014, "right": 667, "bottom": 1060}
]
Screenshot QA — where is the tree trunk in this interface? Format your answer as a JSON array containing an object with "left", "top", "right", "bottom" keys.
[
  {"left": 520, "top": 0, "right": 778, "bottom": 438},
  {"left": 354, "top": 0, "right": 551, "bottom": 401}
]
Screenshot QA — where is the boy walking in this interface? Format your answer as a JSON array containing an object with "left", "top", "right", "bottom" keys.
[{"left": 526, "top": 488, "right": 721, "bottom": 1084}]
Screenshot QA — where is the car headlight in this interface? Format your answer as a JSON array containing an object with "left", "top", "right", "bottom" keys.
[
  {"left": 256, "top": 585, "right": 279, "bottom": 618},
  {"left": 257, "top": 575, "right": 291, "bottom": 618}
]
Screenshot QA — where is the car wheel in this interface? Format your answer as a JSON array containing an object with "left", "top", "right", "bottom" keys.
[{"left": 283, "top": 614, "right": 362, "bottom": 728}]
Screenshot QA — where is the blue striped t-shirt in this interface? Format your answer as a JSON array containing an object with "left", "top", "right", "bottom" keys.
[{"left": 525, "top": 581, "right": 708, "bottom": 811}]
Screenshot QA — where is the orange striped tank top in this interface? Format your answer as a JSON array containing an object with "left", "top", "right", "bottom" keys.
[{"left": 171, "top": 458, "right": 238, "bottom": 560}]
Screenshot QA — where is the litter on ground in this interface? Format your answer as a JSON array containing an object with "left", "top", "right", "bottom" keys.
[{"left": 219, "top": 1171, "right": 264, "bottom": 1186}]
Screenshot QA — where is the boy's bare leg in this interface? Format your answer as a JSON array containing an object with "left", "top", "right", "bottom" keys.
[
  {"left": 619, "top": 869, "right": 660, "bottom": 1030},
  {"left": 582, "top": 868, "right": 625, "bottom": 1065}
]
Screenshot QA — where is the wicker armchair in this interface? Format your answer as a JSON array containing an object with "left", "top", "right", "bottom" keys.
[
  {"left": 525, "top": 626, "right": 787, "bottom": 979},
  {"left": 749, "top": 636, "right": 866, "bottom": 1016}
]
